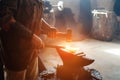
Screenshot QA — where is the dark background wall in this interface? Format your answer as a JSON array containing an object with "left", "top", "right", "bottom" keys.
[
  {"left": 48, "top": 0, "right": 116, "bottom": 40},
  {"left": 50, "top": 0, "right": 115, "bottom": 22}
]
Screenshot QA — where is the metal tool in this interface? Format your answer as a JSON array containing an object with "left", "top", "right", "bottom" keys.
[
  {"left": 56, "top": 28, "right": 72, "bottom": 42},
  {"left": 41, "top": 28, "right": 72, "bottom": 42}
]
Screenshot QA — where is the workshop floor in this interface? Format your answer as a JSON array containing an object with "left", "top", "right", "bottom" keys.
[{"left": 39, "top": 38, "right": 120, "bottom": 80}]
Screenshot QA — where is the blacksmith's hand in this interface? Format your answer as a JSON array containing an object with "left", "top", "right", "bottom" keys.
[
  {"left": 32, "top": 34, "right": 45, "bottom": 49},
  {"left": 47, "top": 27, "right": 57, "bottom": 38}
]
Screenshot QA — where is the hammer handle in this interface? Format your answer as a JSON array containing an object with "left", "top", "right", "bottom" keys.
[{"left": 46, "top": 45, "right": 64, "bottom": 48}]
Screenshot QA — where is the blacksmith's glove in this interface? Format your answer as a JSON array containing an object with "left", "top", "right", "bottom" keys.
[
  {"left": 47, "top": 27, "right": 57, "bottom": 39},
  {"left": 32, "top": 34, "right": 45, "bottom": 49}
]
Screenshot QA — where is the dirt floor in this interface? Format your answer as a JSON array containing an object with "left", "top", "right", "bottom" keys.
[{"left": 39, "top": 38, "right": 120, "bottom": 80}]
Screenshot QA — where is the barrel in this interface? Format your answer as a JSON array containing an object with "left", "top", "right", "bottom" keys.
[{"left": 91, "top": 10, "right": 117, "bottom": 41}]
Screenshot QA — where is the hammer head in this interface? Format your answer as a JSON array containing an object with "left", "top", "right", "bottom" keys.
[{"left": 51, "top": 28, "right": 72, "bottom": 42}]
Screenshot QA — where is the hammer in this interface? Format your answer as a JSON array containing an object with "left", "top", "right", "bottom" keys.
[
  {"left": 41, "top": 28, "right": 72, "bottom": 42},
  {"left": 56, "top": 28, "right": 72, "bottom": 42}
]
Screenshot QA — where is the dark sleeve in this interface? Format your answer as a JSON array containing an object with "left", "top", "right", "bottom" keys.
[
  {"left": 10, "top": 22, "right": 33, "bottom": 39},
  {"left": 1, "top": 14, "right": 33, "bottom": 39},
  {"left": 0, "top": 1, "right": 33, "bottom": 39}
]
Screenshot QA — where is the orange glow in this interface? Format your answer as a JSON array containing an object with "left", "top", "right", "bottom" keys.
[
  {"left": 59, "top": 43, "right": 79, "bottom": 54},
  {"left": 64, "top": 45, "right": 78, "bottom": 53}
]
